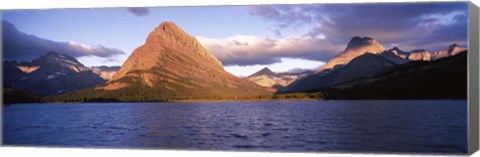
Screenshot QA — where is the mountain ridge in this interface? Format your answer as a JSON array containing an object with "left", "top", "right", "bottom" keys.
[
  {"left": 282, "top": 36, "right": 466, "bottom": 93},
  {"left": 314, "top": 50, "right": 467, "bottom": 99},
  {"left": 3, "top": 51, "right": 105, "bottom": 95},
  {"left": 245, "top": 67, "right": 313, "bottom": 91}
]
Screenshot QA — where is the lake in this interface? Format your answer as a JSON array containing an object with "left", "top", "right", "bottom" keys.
[{"left": 3, "top": 100, "right": 467, "bottom": 154}]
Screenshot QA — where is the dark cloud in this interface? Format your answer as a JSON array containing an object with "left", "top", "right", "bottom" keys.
[
  {"left": 127, "top": 8, "right": 150, "bottom": 17},
  {"left": 2, "top": 20, "right": 125, "bottom": 61},
  {"left": 206, "top": 2, "right": 468, "bottom": 66},
  {"left": 250, "top": 2, "right": 468, "bottom": 53}
]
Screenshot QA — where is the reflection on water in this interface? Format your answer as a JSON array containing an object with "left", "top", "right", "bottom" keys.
[{"left": 3, "top": 100, "right": 467, "bottom": 153}]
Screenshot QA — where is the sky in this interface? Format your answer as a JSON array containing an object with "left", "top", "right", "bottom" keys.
[{"left": 1, "top": 2, "right": 469, "bottom": 76}]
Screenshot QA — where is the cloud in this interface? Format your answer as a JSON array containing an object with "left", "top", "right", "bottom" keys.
[
  {"left": 197, "top": 34, "right": 343, "bottom": 66},
  {"left": 2, "top": 20, "right": 125, "bottom": 61},
  {"left": 250, "top": 2, "right": 468, "bottom": 52},
  {"left": 127, "top": 8, "right": 150, "bottom": 17},
  {"left": 201, "top": 3, "right": 468, "bottom": 67}
]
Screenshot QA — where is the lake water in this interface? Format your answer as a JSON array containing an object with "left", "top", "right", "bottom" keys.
[{"left": 3, "top": 100, "right": 467, "bottom": 154}]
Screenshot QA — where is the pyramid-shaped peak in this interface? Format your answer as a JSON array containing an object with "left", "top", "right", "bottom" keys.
[
  {"left": 146, "top": 21, "right": 194, "bottom": 44},
  {"left": 154, "top": 21, "right": 183, "bottom": 33},
  {"left": 248, "top": 67, "right": 277, "bottom": 78},
  {"left": 260, "top": 67, "right": 273, "bottom": 72},
  {"left": 391, "top": 47, "right": 401, "bottom": 51},
  {"left": 160, "top": 21, "right": 176, "bottom": 26},
  {"left": 110, "top": 21, "right": 226, "bottom": 81}
]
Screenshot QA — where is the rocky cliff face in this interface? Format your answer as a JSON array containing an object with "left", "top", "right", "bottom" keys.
[
  {"left": 406, "top": 49, "right": 431, "bottom": 61},
  {"left": 3, "top": 52, "right": 105, "bottom": 95},
  {"left": 318, "top": 36, "right": 385, "bottom": 72},
  {"left": 97, "top": 21, "right": 271, "bottom": 100},
  {"left": 432, "top": 44, "right": 466, "bottom": 60}
]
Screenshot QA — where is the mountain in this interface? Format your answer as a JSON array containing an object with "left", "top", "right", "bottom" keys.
[
  {"left": 281, "top": 36, "right": 466, "bottom": 94},
  {"left": 245, "top": 67, "right": 313, "bottom": 91},
  {"left": 282, "top": 52, "right": 397, "bottom": 93},
  {"left": 431, "top": 44, "right": 466, "bottom": 60},
  {"left": 317, "top": 50, "right": 467, "bottom": 99},
  {"left": 56, "top": 21, "right": 272, "bottom": 101},
  {"left": 318, "top": 36, "right": 385, "bottom": 72},
  {"left": 3, "top": 52, "right": 105, "bottom": 95},
  {"left": 91, "top": 66, "right": 121, "bottom": 80},
  {"left": 380, "top": 47, "right": 431, "bottom": 64},
  {"left": 406, "top": 49, "right": 431, "bottom": 61},
  {"left": 378, "top": 47, "right": 410, "bottom": 64},
  {"left": 248, "top": 67, "right": 278, "bottom": 78},
  {"left": 282, "top": 36, "right": 391, "bottom": 93}
]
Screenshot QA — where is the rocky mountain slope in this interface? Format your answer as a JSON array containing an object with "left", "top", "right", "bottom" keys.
[
  {"left": 55, "top": 21, "right": 272, "bottom": 101},
  {"left": 4, "top": 52, "right": 105, "bottom": 95},
  {"left": 318, "top": 50, "right": 467, "bottom": 99},
  {"left": 318, "top": 36, "right": 385, "bottom": 72},
  {"left": 282, "top": 36, "right": 465, "bottom": 93},
  {"left": 431, "top": 44, "right": 466, "bottom": 60}
]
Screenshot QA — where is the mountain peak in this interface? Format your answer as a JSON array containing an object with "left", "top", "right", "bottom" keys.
[
  {"left": 36, "top": 51, "right": 77, "bottom": 62},
  {"left": 449, "top": 43, "right": 459, "bottom": 48},
  {"left": 391, "top": 47, "right": 401, "bottom": 51},
  {"left": 260, "top": 67, "right": 272, "bottom": 72},
  {"left": 432, "top": 44, "right": 466, "bottom": 61},
  {"left": 318, "top": 36, "right": 385, "bottom": 72},
  {"left": 448, "top": 43, "right": 463, "bottom": 53},
  {"left": 115, "top": 21, "right": 223, "bottom": 81},
  {"left": 346, "top": 36, "right": 379, "bottom": 49},
  {"left": 4, "top": 52, "right": 105, "bottom": 95},
  {"left": 248, "top": 67, "right": 277, "bottom": 78},
  {"left": 148, "top": 21, "right": 187, "bottom": 40},
  {"left": 42, "top": 51, "right": 65, "bottom": 59},
  {"left": 31, "top": 52, "right": 87, "bottom": 73},
  {"left": 155, "top": 21, "right": 182, "bottom": 33},
  {"left": 104, "top": 21, "right": 271, "bottom": 99},
  {"left": 146, "top": 21, "right": 192, "bottom": 44}
]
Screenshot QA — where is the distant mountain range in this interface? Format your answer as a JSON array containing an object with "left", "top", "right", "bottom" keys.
[
  {"left": 91, "top": 66, "right": 121, "bottom": 80},
  {"left": 281, "top": 36, "right": 466, "bottom": 93},
  {"left": 4, "top": 52, "right": 105, "bottom": 95},
  {"left": 3, "top": 22, "right": 467, "bottom": 102},
  {"left": 245, "top": 67, "right": 313, "bottom": 91}
]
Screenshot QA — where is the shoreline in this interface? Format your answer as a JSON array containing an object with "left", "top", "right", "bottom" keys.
[{"left": 3, "top": 98, "right": 468, "bottom": 105}]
